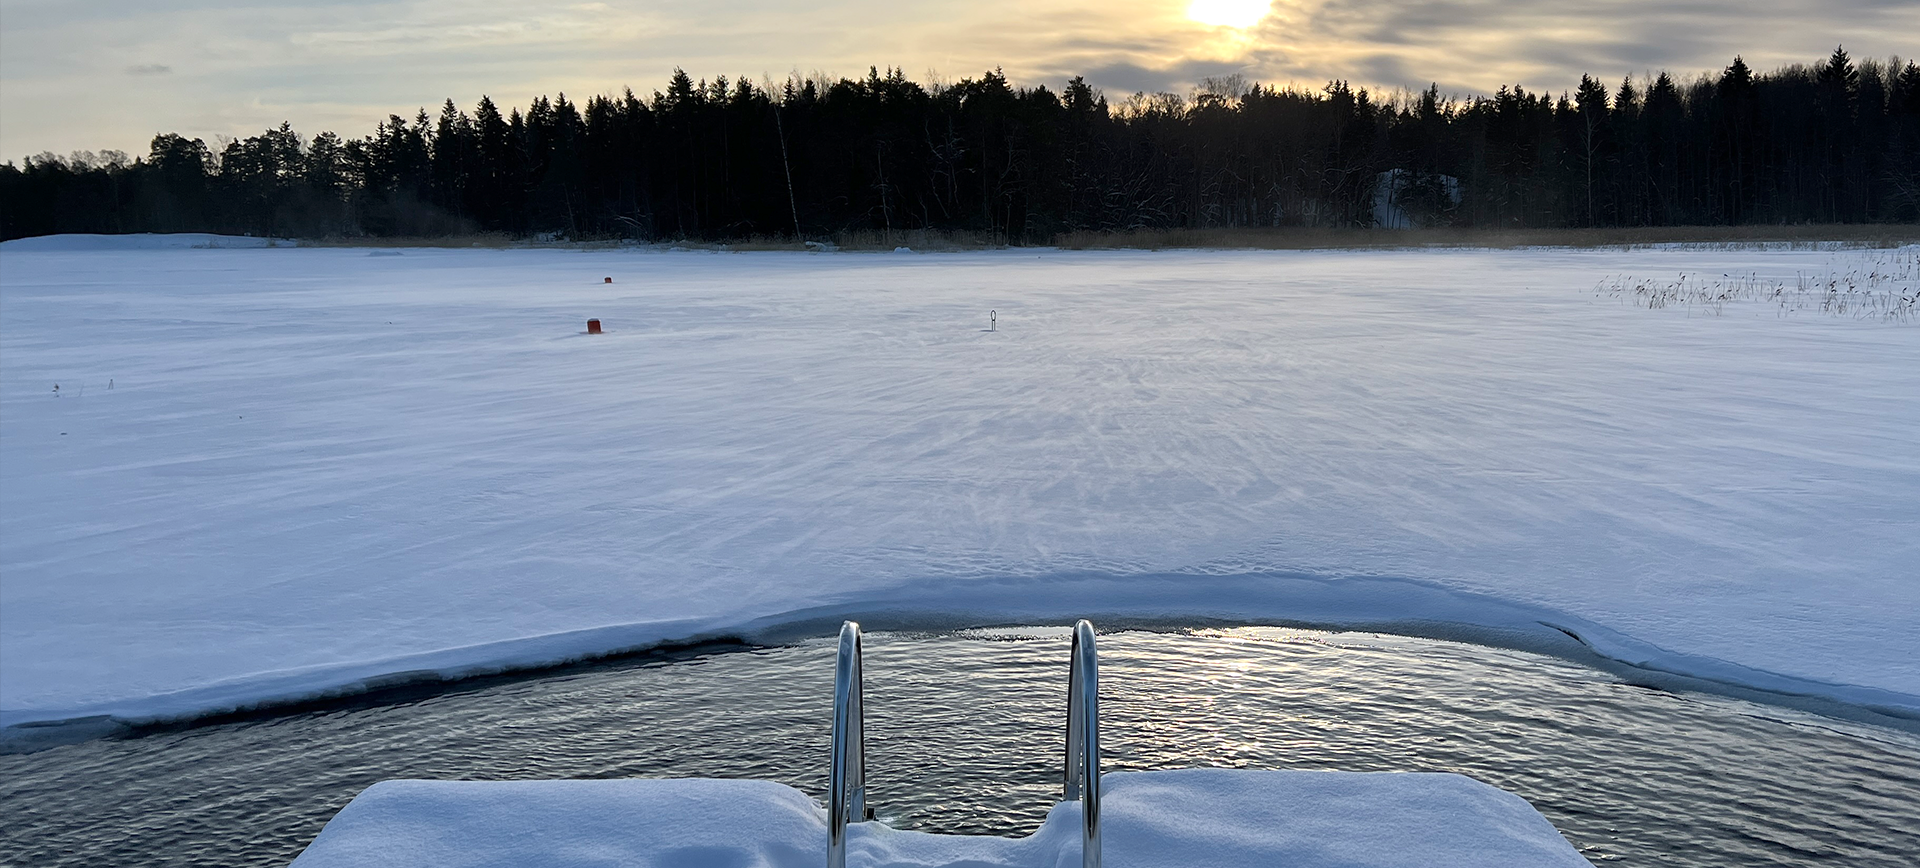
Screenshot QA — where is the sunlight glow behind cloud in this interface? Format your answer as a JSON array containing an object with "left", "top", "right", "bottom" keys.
[
  {"left": 1187, "top": 0, "right": 1272, "bottom": 29},
  {"left": 1, "top": 0, "right": 1915, "bottom": 158}
]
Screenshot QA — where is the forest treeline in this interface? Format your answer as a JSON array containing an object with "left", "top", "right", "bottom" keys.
[{"left": 4, "top": 48, "right": 1917, "bottom": 243}]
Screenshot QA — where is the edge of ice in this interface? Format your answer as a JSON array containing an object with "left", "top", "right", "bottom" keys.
[{"left": 5, "top": 570, "right": 1915, "bottom": 749}]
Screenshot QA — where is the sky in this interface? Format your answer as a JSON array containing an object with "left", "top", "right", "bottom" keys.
[{"left": 2, "top": 0, "right": 1916, "bottom": 160}]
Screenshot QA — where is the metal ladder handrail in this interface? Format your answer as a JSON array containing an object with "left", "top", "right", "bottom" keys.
[
  {"left": 825, "top": 619, "right": 1101, "bottom": 868},
  {"left": 827, "top": 621, "right": 870, "bottom": 868},
  {"left": 1064, "top": 619, "right": 1101, "bottom": 868}
]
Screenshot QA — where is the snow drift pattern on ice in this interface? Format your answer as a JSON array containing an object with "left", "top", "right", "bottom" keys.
[{"left": 1, "top": 243, "right": 1916, "bottom": 730}]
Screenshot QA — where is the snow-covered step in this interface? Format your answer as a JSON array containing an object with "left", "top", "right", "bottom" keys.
[{"left": 290, "top": 769, "right": 1589, "bottom": 867}]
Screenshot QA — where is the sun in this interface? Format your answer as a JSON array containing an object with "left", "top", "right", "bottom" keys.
[{"left": 1186, "top": 0, "right": 1272, "bottom": 28}]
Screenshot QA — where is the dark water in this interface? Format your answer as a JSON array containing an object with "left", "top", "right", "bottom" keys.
[{"left": 2, "top": 627, "right": 1917, "bottom": 867}]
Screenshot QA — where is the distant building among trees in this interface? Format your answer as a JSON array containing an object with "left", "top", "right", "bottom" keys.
[{"left": 4, "top": 49, "right": 1916, "bottom": 242}]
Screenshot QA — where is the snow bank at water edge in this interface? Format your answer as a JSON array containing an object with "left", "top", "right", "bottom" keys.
[
  {"left": 2, "top": 245, "right": 1915, "bottom": 739},
  {"left": 0, "top": 233, "right": 291, "bottom": 251},
  {"left": 289, "top": 770, "right": 1591, "bottom": 868}
]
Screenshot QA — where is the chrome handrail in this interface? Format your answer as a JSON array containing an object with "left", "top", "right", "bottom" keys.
[
  {"left": 827, "top": 621, "right": 870, "bottom": 868},
  {"left": 824, "top": 618, "right": 1100, "bottom": 868},
  {"left": 1063, "top": 619, "right": 1101, "bottom": 868}
]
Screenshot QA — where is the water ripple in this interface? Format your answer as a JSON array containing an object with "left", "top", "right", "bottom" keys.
[{"left": 2, "top": 628, "right": 1916, "bottom": 867}]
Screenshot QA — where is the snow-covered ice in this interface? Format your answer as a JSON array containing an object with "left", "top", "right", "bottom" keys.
[
  {"left": 2, "top": 242, "right": 1916, "bottom": 731},
  {"left": 288, "top": 770, "right": 1590, "bottom": 867}
]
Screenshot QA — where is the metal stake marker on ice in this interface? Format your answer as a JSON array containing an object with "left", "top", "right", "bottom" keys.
[{"left": 826, "top": 619, "right": 1102, "bottom": 868}]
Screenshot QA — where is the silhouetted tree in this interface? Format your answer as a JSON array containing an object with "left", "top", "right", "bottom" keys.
[{"left": 5, "top": 49, "right": 1916, "bottom": 242}]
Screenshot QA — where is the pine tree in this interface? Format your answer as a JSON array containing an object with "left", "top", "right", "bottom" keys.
[
  {"left": 1573, "top": 75, "right": 1611, "bottom": 225},
  {"left": 430, "top": 100, "right": 474, "bottom": 218},
  {"left": 1714, "top": 57, "right": 1760, "bottom": 220}
]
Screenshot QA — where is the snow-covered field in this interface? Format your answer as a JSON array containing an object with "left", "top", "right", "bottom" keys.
[{"left": 2, "top": 239, "right": 1916, "bottom": 732}]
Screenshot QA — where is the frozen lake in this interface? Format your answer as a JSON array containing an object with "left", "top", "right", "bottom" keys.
[{"left": 1, "top": 241, "right": 1916, "bottom": 732}]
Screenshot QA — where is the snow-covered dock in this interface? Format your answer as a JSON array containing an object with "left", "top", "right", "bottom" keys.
[{"left": 289, "top": 771, "right": 1589, "bottom": 868}]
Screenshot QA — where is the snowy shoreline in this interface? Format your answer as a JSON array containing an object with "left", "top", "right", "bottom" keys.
[
  {"left": 6, "top": 230, "right": 1915, "bottom": 255},
  {"left": 5, "top": 241, "right": 1916, "bottom": 746},
  {"left": 5, "top": 581, "right": 1918, "bottom": 749}
]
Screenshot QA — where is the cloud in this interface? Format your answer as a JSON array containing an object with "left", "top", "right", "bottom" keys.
[
  {"left": 1286, "top": 0, "right": 1919, "bottom": 92},
  {"left": 125, "top": 64, "right": 172, "bottom": 75}
]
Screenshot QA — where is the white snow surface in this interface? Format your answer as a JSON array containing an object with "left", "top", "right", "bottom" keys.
[
  {"left": 2, "top": 242, "right": 1917, "bottom": 728},
  {"left": 288, "top": 770, "right": 1590, "bottom": 867}
]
